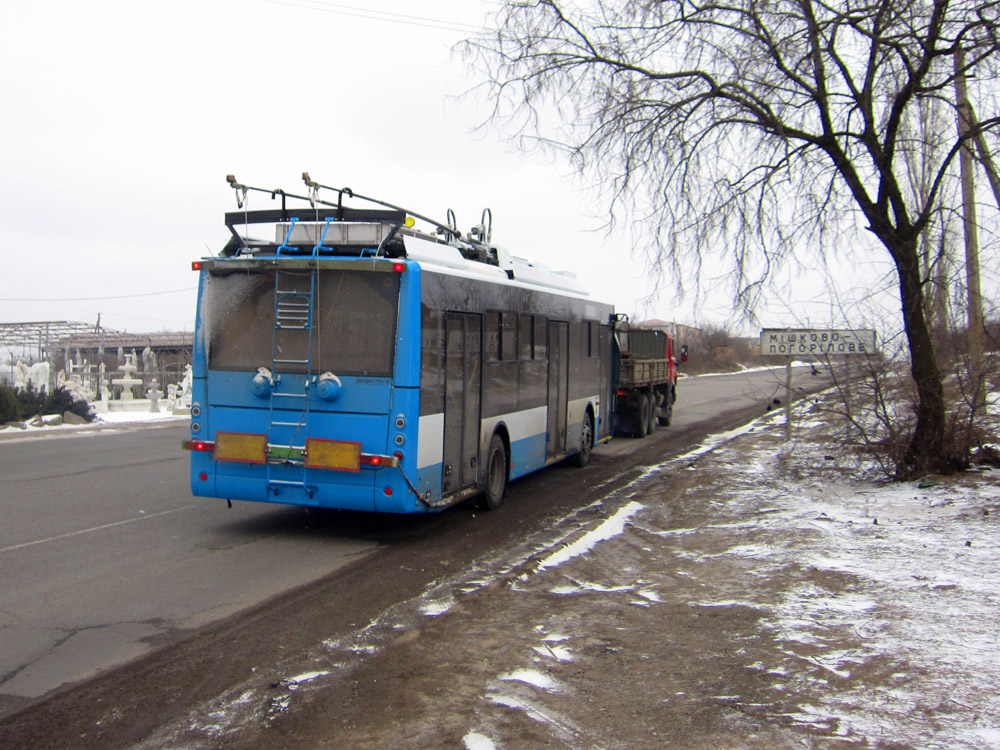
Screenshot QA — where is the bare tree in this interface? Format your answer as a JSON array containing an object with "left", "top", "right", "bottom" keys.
[
  {"left": 900, "top": 96, "right": 955, "bottom": 336},
  {"left": 463, "top": 0, "right": 1000, "bottom": 476}
]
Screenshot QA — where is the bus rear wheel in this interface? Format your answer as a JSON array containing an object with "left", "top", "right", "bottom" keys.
[
  {"left": 480, "top": 433, "right": 508, "bottom": 510},
  {"left": 570, "top": 412, "right": 594, "bottom": 468}
]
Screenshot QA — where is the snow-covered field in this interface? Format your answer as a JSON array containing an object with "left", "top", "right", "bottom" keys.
[{"left": 674, "top": 405, "right": 1000, "bottom": 749}]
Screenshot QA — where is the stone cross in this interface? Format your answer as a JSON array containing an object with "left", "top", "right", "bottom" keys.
[{"left": 148, "top": 379, "right": 163, "bottom": 413}]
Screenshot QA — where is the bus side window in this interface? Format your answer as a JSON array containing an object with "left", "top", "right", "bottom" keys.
[
  {"left": 580, "top": 321, "right": 593, "bottom": 358},
  {"left": 420, "top": 306, "right": 445, "bottom": 415},
  {"left": 519, "top": 314, "right": 533, "bottom": 361},
  {"left": 534, "top": 316, "right": 547, "bottom": 360},
  {"left": 500, "top": 312, "right": 517, "bottom": 361},
  {"left": 485, "top": 311, "right": 500, "bottom": 362}
]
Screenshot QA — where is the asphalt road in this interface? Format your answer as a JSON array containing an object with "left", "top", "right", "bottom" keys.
[
  {"left": 0, "top": 365, "right": 824, "bottom": 730},
  {"left": 0, "top": 422, "right": 378, "bottom": 712}
]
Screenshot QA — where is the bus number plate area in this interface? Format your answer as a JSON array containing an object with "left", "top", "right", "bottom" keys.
[
  {"left": 306, "top": 438, "right": 362, "bottom": 472},
  {"left": 214, "top": 432, "right": 268, "bottom": 464}
]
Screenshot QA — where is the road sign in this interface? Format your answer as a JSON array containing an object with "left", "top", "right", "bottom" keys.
[{"left": 760, "top": 328, "right": 876, "bottom": 357}]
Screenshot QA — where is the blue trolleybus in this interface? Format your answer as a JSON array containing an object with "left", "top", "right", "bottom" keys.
[{"left": 184, "top": 176, "right": 616, "bottom": 512}]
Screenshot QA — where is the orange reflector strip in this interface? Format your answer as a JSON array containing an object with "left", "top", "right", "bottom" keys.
[
  {"left": 305, "top": 438, "right": 362, "bottom": 472},
  {"left": 214, "top": 432, "right": 268, "bottom": 464}
]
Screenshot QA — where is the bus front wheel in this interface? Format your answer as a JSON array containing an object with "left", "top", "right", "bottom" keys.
[{"left": 480, "top": 433, "right": 508, "bottom": 510}]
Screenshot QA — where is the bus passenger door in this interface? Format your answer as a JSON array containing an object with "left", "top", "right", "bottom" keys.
[
  {"left": 443, "top": 312, "right": 482, "bottom": 496},
  {"left": 546, "top": 320, "right": 568, "bottom": 457}
]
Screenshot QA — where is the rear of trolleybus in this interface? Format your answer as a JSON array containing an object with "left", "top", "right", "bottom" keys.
[
  {"left": 186, "top": 206, "right": 427, "bottom": 513},
  {"left": 187, "top": 258, "right": 423, "bottom": 512}
]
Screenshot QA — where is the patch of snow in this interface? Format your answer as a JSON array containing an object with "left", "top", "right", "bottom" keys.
[
  {"left": 286, "top": 670, "right": 329, "bottom": 686},
  {"left": 532, "top": 643, "right": 572, "bottom": 662},
  {"left": 690, "top": 362, "right": 817, "bottom": 378},
  {"left": 419, "top": 597, "right": 455, "bottom": 617},
  {"left": 97, "top": 411, "right": 187, "bottom": 424},
  {"left": 463, "top": 731, "right": 497, "bottom": 750},
  {"left": 487, "top": 692, "right": 580, "bottom": 742},
  {"left": 536, "top": 501, "right": 644, "bottom": 571},
  {"left": 671, "top": 414, "right": 779, "bottom": 465},
  {"left": 499, "top": 669, "right": 560, "bottom": 691},
  {"left": 689, "top": 599, "right": 764, "bottom": 610},
  {"left": 548, "top": 581, "right": 633, "bottom": 595},
  {"left": 346, "top": 644, "right": 378, "bottom": 655},
  {"left": 541, "top": 633, "right": 569, "bottom": 642}
]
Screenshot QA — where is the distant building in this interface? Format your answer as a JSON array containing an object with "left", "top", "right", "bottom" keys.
[
  {"left": 0, "top": 321, "right": 192, "bottom": 390},
  {"left": 634, "top": 319, "right": 702, "bottom": 343},
  {"left": 47, "top": 329, "right": 193, "bottom": 388}
]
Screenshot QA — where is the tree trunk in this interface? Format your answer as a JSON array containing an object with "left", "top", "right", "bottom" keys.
[{"left": 892, "top": 238, "right": 945, "bottom": 476}]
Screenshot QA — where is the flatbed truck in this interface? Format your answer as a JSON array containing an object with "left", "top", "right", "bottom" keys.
[{"left": 614, "top": 322, "right": 686, "bottom": 438}]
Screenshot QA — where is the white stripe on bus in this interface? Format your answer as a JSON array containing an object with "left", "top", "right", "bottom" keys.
[{"left": 416, "top": 395, "right": 600, "bottom": 471}]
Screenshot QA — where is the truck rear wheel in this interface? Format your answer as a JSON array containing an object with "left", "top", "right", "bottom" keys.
[
  {"left": 657, "top": 389, "right": 673, "bottom": 426},
  {"left": 635, "top": 396, "right": 650, "bottom": 438},
  {"left": 646, "top": 394, "right": 657, "bottom": 434}
]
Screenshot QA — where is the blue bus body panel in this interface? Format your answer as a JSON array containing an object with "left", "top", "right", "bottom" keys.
[
  {"left": 190, "top": 374, "right": 427, "bottom": 512},
  {"left": 190, "top": 375, "right": 419, "bottom": 511},
  {"left": 205, "top": 371, "right": 394, "bottom": 413},
  {"left": 508, "top": 431, "right": 548, "bottom": 480}
]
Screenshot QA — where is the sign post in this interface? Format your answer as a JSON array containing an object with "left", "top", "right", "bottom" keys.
[
  {"left": 784, "top": 356, "right": 793, "bottom": 442},
  {"left": 759, "top": 328, "right": 876, "bottom": 440}
]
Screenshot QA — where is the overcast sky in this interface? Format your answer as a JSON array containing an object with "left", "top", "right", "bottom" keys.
[{"left": 1, "top": 0, "right": 994, "bottom": 340}]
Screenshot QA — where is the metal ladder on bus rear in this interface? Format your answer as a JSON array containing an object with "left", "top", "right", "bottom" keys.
[{"left": 266, "top": 230, "right": 317, "bottom": 497}]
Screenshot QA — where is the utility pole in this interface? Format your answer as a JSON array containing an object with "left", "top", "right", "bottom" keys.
[
  {"left": 954, "top": 47, "right": 985, "bottom": 390},
  {"left": 973, "top": 132, "right": 1000, "bottom": 210}
]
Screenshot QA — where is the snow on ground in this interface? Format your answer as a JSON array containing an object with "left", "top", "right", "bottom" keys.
[
  {"left": 697, "top": 421, "right": 1000, "bottom": 748},
  {"left": 0, "top": 408, "right": 186, "bottom": 440},
  {"left": 135, "top": 388, "right": 1000, "bottom": 749},
  {"left": 681, "top": 361, "right": 819, "bottom": 378},
  {"left": 465, "top": 395, "right": 1000, "bottom": 749}
]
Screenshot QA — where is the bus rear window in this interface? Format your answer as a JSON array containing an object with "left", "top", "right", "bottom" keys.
[{"left": 204, "top": 269, "right": 399, "bottom": 376}]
